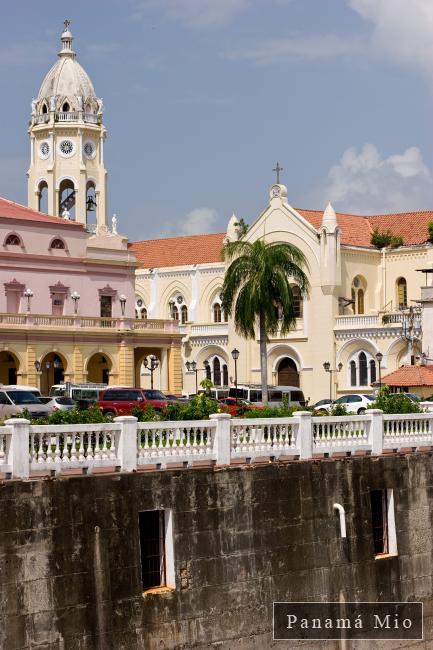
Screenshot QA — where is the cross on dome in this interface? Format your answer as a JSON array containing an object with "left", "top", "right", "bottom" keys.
[{"left": 272, "top": 162, "right": 283, "bottom": 184}]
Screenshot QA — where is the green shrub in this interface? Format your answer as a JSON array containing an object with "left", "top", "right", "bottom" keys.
[
  {"left": 130, "top": 405, "right": 159, "bottom": 422},
  {"left": 33, "top": 406, "right": 111, "bottom": 425},
  {"left": 160, "top": 393, "right": 220, "bottom": 421},
  {"left": 242, "top": 404, "right": 295, "bottom": 419},
  {"left": 329, "top": 403, "right": 349, "bottom": 416},
  {"left": 428, "top": 222, "right": 433, "bottom": 244},
  {"left": 369, "top": 385, "right": 422, "bottom": 414},
  {"left": 371, "top": 229, "right": 403, "bottom": 249}
]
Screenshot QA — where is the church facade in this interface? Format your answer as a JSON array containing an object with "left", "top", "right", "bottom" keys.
[
  {"left": 0, "top": 23, "right": 182, "bottom": 395},
  {"left": 132, "top": 183, "right": 433, "bottom": 403}
]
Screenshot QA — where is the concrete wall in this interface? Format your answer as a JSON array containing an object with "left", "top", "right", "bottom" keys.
[{"left": 1, "top": 454, "right": 433, "bottom": 649}]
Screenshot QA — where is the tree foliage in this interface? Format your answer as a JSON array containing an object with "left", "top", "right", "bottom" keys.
[
  {"left": 370, "top": 385, "right": 422, "bottom": 414},
  {"left": 371, "top": 229, "right": 403, "bottom": 249}
]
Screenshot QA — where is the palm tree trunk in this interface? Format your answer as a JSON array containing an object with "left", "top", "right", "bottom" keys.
[{"left": 259, "top": 310, "right": 268, "bottom": 404}]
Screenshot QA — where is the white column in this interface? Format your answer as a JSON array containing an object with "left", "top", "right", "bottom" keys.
[
  {"left": 5, "top": 418, "right": 30, "bottom": 478},
  {"left": 160, "top": 348, "right": 168, "bottom": 391},
  {"left": 293, "top": 411, "right": 313, "bottom": 459},
  {"left": 210, "top": 413, "right": 231, "bottom": 465},
  {"left": 368, "top": 409, "right": 383, "bottom": 455},
  {"left": 148, "top": 271, "right": 159, "bottom": 318},
  {"left": 113, "top": 416, "right": 138, "bottom": 472},
  {"left": 189, "top": 268, "right": 199, "bottom": 322}
]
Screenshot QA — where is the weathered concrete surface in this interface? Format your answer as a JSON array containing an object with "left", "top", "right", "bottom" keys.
[{"left": 0, "top": 453, "right": 433, "bottom": 649}]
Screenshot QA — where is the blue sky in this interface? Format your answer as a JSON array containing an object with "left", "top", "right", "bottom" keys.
[{"left": 1, "top": 0, "right": 433, "bottom": 240}]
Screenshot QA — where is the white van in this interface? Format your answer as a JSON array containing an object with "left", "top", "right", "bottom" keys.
[
  {"left": 228, "top": 384, "right": 306, "bottom": 407},
  {"left": 1, "top": 385, "right": 41, "bottom": 398}
]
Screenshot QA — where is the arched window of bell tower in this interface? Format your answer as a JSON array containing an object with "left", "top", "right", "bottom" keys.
[
  {"left": 59, "top": 179, "right": 76, "bottom": 220},
  {"left": 38, "top": 181, "right": 48, "bottom": 213},
  {"left": 86, "top": 181, "right": 97, "bottom": 227},
  {"left": 42, "top": 103, "right": 48, "bottom": 114},
  {"left": 62, "top": 101, "right": 70, "bottom": 112}
]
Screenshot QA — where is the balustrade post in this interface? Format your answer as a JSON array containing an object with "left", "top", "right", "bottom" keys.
[
  {"left": 293, "top": 411, "right": 313, "bottom": 459},
  {"left": 5, "top": 418, "right": 30, "bottom": 478},
  {"left": 113, "top": 416, "right": 138, "bottom": 472},
  {"left": 368, "top": 409, "right": 384, "bottom": 455},
  {"left": 209, "top": 413, "right": 231, "bottom": 466}
]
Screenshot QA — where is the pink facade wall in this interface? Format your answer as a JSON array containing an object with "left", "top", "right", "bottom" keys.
[{"left": 0, "top": 219, "right": 136, "bottom": 318}]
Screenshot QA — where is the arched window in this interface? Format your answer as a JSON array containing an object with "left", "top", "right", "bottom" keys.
[
  {"left": 38, "top": 180, "right": 48, "bottom": 213},
  {"left": 351, "top": 276, "right": 366, "bottom": 315},
  {"left": 223, "top": 364, "right": 228, "bottom": 386},
  {"left": 4, "top": 234, "right": 21, "bottom": 246},
  {"left": 59, "top": 178, "right": 76, "bottom": 220},
  {"left": 213, "top": 303, "right": 222, "bottom": 323},
  {"left": 359, "top": 352, "right": 368, "bottom": 385},
  {"left": 370, "top": 359, "right": 377, "bottom": 384},
  {"left": 62, "top": 101, "right": 70, "bottom": 112},
  {"left": 350, "top": 361, "right": 357, "bottom": 386},
  {"left": 135, "top": 296, "right": 147, "bottom": 319},
  {"left": 213, "top": 358, "right": 221, "bottom": 386},
  {"left": 170, "top": 304, "right": 179, "bottom": 321},
  {"left": 181, "top": 305, "right": 188, "bottom": 324},
  {"left": 291, "top": 285, "right": 303, "bottom": 318},
  {"left": 86, "top": 180, "right": 97, "bottom": 226},
  {"left": 205, "top": 362, "right": 212, "bottom": 381},
  {"left": 357, "top": 289, "right": 364, "bottom": 315},
  {"left": 42, "top": 103, "right": 48, "bottom": 114},
  {"left": 50, "top": 238, "right": 65, "bottom": 250},
  {"left": 396, "top": 277, "right": 407, "bottom": 310}
]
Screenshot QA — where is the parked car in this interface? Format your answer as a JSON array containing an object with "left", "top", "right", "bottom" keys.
[
  {"left": 1, "top": 385, "right": 41, "bottom": 398},
  {"left": 97, "top": 388, "right": 169, "bottom": 417},
  {"left": 38, "top": 396, "right": 76, "bottom": 411},
  {"left": 312, "top": 398, "right": 334, "bottom": 411},
  {"left": 315, "top": 394, "right": 375, "bottom": 415},
  {"left": 0, "top": 389, "right": 51, "bottom": 420},
  {"left": 218, "top": 397, "right": 264, "bottom": 416}
]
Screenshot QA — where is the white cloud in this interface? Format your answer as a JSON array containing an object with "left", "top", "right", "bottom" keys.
[
  {"left": 180, "top": 207, "right": 218, "bottom": 235},
  {"left": 132, "top": 0, "right": 250, "bottom": 30},
  {"left": 348, "top": 0, "right": 433, "bottom": 79},
  {"left": 225, "top": 33, "right": 363, "bottom": 65},
  {"left": 304, "top": 144, "right": 433, "bottom": 214}
]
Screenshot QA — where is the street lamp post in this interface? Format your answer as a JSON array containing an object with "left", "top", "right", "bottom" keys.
[
  {"left": 231, "top": 348, "right": 240, "bottom": 397},
  {"left": 375, "top": 352, "right": 383, "bottom": 388},
  {"left": 186, "top": 360, "right": 211, "bottom": 394},
  {"left": 24, "top": 288, "right": 33, "bottom": 312},
  {"left": 143, "top": 355, "right": 159, "bottom": 390},
  {"left": 71, "top": 291, "right": 80, "bottom": 314},
  {"left": 323, "top": 361, "right": 343, "bottom": 402}
]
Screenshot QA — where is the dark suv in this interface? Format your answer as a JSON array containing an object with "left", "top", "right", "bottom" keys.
[{"left": 97, "top": 388, "right": 168, "bottom": 417}]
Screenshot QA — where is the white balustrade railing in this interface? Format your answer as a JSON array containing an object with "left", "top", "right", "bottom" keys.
[
  {"left": 0, "top": 312, "right": 178, "bottom": 332},
  {"left": 231, "top": 417, "right": 299, "bottom": 458},
  {"left": 2, "top": 410, "right": 433, "bottom": 480},
  {"left": 55, "top": 111, "right": 78, "bottom": 122},
  {"left": 312, "top": 415, "right": 370, "bottom": 455},
  {"left": 137, "top": 420, "right": 216, "bottom": 467},
  {"left": 383, "top": 413, "right": 433, "bottom": 449},
  {"left": 29, "top": 422, "right": 122, "bottom": 473}
]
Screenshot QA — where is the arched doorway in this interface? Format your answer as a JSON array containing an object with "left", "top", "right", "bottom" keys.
[
  {"left": 277, "top": 357, "right": 299, "bottom": 387},
  {"left": 40, "top": 353, "right": 65, "bottom": 395},
  {"left": 87, "top": 353, "right": 111, "bottom": 384},
  {"left": 0, "top": 351, "right": 19, "bottom": 385}
]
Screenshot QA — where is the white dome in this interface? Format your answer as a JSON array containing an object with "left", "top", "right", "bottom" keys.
[{"left": 34, "top": 22, "right": 99, "bottom": 113}]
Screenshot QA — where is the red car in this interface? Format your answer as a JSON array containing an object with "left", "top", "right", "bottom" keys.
[
  {"left": 218, "top": 397, "right": 263, "bottom": 417},
  {"left": 98, "top": 388, "right": 168, "bottom": 417}
]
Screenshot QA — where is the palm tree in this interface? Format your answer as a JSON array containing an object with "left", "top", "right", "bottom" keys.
[{"left": 222, "top": 239, "right": 310, "bottom": 404}]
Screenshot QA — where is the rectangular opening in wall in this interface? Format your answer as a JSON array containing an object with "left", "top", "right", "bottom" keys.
[
  {"left": 138, "top": 509, "right": 175, "bottom": 592},
  {"left": 370, "top": 489, "right": 397, "bottom": 558}
]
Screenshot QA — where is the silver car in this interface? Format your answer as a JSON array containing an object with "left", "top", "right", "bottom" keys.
[
  {"left": 38, "top": 396, "right": 76, "bottom": 411},
  {"left": 0, "top": 389, "right": 51, "bottom": 420}
]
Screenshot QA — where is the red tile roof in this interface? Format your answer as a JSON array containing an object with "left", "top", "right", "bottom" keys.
[
  {"left": 296, "top": 208, "right": 433, "bottom": 248},
  {"left": 381, "top": 365, "right": 433, "bottom": 387},
  {"left": 130, "top": 208, "right": 433, "bottom": 268},
  {"left": 0, "top": 197, "right": 83, "bottom": 228},
  {"left": 129, "top": 232, "right": 225, "bottom": 269}
]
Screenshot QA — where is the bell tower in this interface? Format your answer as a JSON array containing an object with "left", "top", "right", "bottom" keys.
[{"left": 28, "top": 20, "right": 107, "bottom": 230}]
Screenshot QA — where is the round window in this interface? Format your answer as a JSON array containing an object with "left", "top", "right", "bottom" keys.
[
  {"left": 39, "top": 141, "right": 50, "bottom": 159},
  {"left": 83, "top": 140, "right": 96, "bottom": 160},
  {"left": 59, "top": 139, "right": 75, "bottom": 157},
  {"left": 136, "top": 298, "right": 143, "bottom": 308}
]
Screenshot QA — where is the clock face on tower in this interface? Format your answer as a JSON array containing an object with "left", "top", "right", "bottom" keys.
[
  {"left": 83, "top": 140, "right": 96, "bottom": 160},
  {"left": 58, "top": 139, "right": 75, "bottom": 157},
  {"left": 39, "top": 141, "right": 50, "bottom": 160}
]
